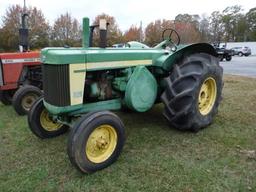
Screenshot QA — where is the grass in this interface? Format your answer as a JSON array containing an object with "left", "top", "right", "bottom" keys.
[{"left": 0, "top": 75, "right": 256, "bottom": 192}]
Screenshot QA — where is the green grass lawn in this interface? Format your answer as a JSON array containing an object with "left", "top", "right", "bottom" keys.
[{"left": 0, "top": 75, "right": 256, "bottom": 192}]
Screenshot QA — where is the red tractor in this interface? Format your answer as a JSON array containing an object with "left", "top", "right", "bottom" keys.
[{"left": 0, "top": 8, "right": 42, "bottom": 115}]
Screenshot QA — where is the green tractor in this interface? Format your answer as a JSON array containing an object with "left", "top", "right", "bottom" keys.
[{"left": 28, "top": 18, "right": 223, "bottom": 173}]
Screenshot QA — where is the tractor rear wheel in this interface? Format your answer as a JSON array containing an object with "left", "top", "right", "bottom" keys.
[
  {"left": 12, "top": 85, "right": 42, "bottom": 115},
  {"left": 28, "top": 97, "right": 69, "bottom": 138},
  {"left": 161, "top": 53, "right": 223, "bottom": 131},
  {"left": 0, "top": 90, "right": 16, "bottom": 105},
  {"left": 67, "top": 111, "right": 125, "bottom": 173}
]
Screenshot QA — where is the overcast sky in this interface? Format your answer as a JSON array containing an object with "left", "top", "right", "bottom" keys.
[{"left": 0, "top": 0, "right": 255, "bottom": 31}]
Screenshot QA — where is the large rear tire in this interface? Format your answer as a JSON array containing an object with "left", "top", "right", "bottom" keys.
[
  {"left": 161, "top": 53, "right": 223, "bottom": 131},
  {"left": 28, "top": 97, "right": 69, "bottom": 138},
  {"left": 67, "top": 111, "right": 125, "bottom": 173},
  {"left": 0, "top": 90, "right": 16, "bottom": 105},
  {"left": 12, "top": 85, "right": 42, "bottom": 115}
]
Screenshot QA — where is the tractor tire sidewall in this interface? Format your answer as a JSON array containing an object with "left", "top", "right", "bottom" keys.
[
  {"left": 68, "top": 111, "right": 125, "bottom": 173},
  {"left": 161, "top": 53, "right": 223, "bottom": 131},
  {"left": 12, "top": 85, "right": 42, "bottom": 115},
  {"left": 191, "top": 66, "right": 223, "bottom": 131},
  {"left": 28, "top": 97, "right": 68, "bottom": 139},
  {"left": 0, "top": 90, "right": 16, "bottom": 105}
]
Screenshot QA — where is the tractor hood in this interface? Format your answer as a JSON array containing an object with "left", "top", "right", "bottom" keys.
[
  {"left": 41, "top": 47, "right": 164, "bottom": 71},
  {"left": 41, "top": 43, "right": 216, "bottom": 72}
]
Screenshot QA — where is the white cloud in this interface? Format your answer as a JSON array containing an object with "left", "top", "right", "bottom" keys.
[{"left": 0, "top": 0, "right": 255, "bottom": 31}]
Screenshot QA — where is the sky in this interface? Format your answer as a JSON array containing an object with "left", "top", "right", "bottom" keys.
[{"left": 0, "top": 0, "right": 255, "bottom": 31}]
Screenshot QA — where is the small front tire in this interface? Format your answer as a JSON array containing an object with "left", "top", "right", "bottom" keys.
[
  {"left": 12, "top": 85, "right": 42, "bottom": 115},
  {"left": 28, "top": 97, "right": 69, "bottom": 139},
  {"left": 67, "top": 111, "right": 125, "bottom": 173}
]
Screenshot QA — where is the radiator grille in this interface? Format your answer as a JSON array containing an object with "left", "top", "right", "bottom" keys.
[{"left": 43, "top": 64, "right": 70, "bottom": 106}]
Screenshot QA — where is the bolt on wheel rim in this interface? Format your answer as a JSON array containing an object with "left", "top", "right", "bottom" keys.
[
  {"left": 40, "top": 109, "right": 62, "bottom": 131},
  {"left": 21, "top": 94, "right": 38, "bottom": 111},
  {"left": 86, "top": 125, "right": 117, "bottom": 163},
  {"left": 198, "top": 77, "right": 217, "bottom": 116}
]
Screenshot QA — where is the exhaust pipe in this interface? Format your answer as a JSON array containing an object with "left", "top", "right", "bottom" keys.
[{"left": 99, "top": 19, "right": 107, "bottom": 48}]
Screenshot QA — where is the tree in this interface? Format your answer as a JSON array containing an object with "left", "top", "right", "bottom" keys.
[
  {"left": 123, "top": 25, "right": 141, "bottom": 42},
  {"left": 174, "top": 14, "right": 201, "bottom": 43},
  {"left": 50, "top": 13, "right": 82, "bottom": 47},
  {"left": 221, "top": 5, "right": 243, "bottom": 42},
  {"left": 92, "top": 13, "right": 123, "bottom": 47},
  {"left": 27, "top": 7, "right": 50, "bottom": 48},
  {"left": 175, "top": 14, "right": 200, "bottom": 30},
  {"left": 199, "top": 15, "right": 211, "bottom": 42},
  {"left": 144, "top": 19, "right": 173, "bottom": 46},
  {"left": 1, "top": 5, "right": 50, "bottom": 51},
  {"left": 0, "top": 27, "right": 4, "bottom": 52},
  {"left": 236, "top": 16, "right": 248, "bottom": 41},
  {"left": 174, "top": 22, "right": 201, "bottom": 43},
  {"left": 209, "top": 11, "right": 224, "bottom": 44},
  {"left": 246, "top": 7, "right": 256, "bottom": 41}
]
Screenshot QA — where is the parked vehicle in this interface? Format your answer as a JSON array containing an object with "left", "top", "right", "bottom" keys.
[
  {"left": 214, "top": 47, "right": 233, "bottom": 61},
  {"left": 113, "top": 42, "right": 149, "bottom": 49},
  {"left": 112, "top": 43, "right": 125, "bottom": 48},
  {"left": 231, "top": 47, "right": 251, "bottom": 56}
]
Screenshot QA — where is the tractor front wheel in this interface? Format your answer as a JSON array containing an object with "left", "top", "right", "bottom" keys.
[
  {"left": 0, "top": 90, "right": 16, "bottom": 105},
  {"left": 28, "top": 97, "right": 69, "bottom": 138},
  {"left": 67, "top": 111, "right": 125, "bottom": 173},
  {"left": 12, "top": 85, "right": 42, "bottom": 115},
  {"left": 161, "top": 53, "right": 223, "bottom": 132}
]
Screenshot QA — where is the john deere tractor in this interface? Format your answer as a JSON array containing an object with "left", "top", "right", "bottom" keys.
[{"left": 28, "top": 18, "right": 223, "bottom": 173}]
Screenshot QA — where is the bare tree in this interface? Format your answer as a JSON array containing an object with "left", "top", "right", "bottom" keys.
[
  {"left": 51, "top": 12, "right": 82, "bottom": 47},
  {"left": 92, "top": 13, "right": 123, "bottom": 47}
]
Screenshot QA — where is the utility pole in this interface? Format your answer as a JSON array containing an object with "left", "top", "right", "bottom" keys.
[
  {"left": 139, "top": 21, "right": 143, "bottom": 42},
  {"left": 24, "top": 0, "right": 26, "bottom": 9}
]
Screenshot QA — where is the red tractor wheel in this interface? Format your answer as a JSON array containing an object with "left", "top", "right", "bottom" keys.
[
  {"left": 12, "top": 85, "right": 42, "bottom": 115},
  {"left": 0, "top": 90, "right": 16, "bottom": 105}
]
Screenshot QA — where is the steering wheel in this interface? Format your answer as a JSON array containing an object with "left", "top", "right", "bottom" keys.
[{"left": 162, "top": 28, "right": 181, "bottom": 48}]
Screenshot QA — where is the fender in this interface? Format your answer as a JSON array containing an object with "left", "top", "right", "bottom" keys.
[{"left": 157, "top": 43, "right": 217, "bottom": 71}]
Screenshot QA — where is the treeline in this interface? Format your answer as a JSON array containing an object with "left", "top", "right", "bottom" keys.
[{"left": 0, "top": 4, "right": 255, "bottom": 51}]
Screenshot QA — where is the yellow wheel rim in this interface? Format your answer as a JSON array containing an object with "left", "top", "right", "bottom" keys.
[
  {"left": 86, "top": 125, "right": 117, "bottom": 163},
  {"left": 198, "top": 77, "right": 217, "bottom": 116},
  {"left": 40, "top": 109, "right": 62, "bottom": 131}
]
